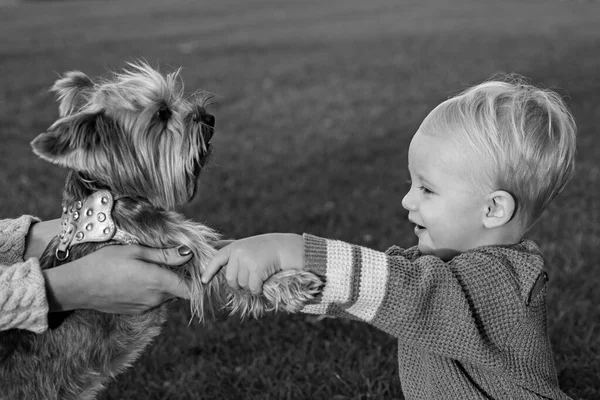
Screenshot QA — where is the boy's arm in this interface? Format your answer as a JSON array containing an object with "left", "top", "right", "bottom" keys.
[
  {"left": 201, "top": 232, "right": 524, "bottom": 364},
  {"left": 301, "top": 234, "right": 521, "bottom": 364}
]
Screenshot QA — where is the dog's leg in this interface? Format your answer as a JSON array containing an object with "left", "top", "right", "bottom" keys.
[
  {"left": 225, "top": 270, "right": 323, "bottom": 319},
  {"left": 113, "top": 199, "right": 324, "bottom": 321}
]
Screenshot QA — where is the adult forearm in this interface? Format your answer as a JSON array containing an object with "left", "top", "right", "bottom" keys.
[
  {"left": 24, "top": 219, "right": 61, "bottom": 260},
  {"left": 43, "top": 265, "right": 79, "bottom": 312},
  {"left": 24, "top": 218, "right": 70, "bottom": 313}
]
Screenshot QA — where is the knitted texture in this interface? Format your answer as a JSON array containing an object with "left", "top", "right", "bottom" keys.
[
  {"left": 301, "top": 234, "right": 570, "bottom": 400},
  {"left": 0, "top": 216, "right": 48, "bottom": 333}
]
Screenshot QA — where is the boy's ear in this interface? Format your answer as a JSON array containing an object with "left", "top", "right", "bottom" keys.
[
  {"left": 483, "top": 190, "right": 516, "bottom": 229},
  {"left": 51, "top": 71, "right": 95, "bottom": 117}
]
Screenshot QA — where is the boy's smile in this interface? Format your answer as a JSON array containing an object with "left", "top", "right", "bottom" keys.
[
  {"left": 410, "top": 219, "right": 427, "bottom": 235},
  {"left": 414, "top": 224, "right": 426, "bottom": 234},
  {"left": 402, "top": 129, "right": 493, "bottom": 261}
]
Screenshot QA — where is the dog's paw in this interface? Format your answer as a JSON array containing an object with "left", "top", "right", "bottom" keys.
[
  {"left": 225, "top": 270, "right": 324, "bottom": 319},
  {"left": 262, "top": 270, "right": 324, "bottom": 313}
]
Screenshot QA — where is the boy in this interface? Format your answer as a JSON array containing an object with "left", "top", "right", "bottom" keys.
[{"left": 202, "top": 76, "right": 576, "bottom": 399}]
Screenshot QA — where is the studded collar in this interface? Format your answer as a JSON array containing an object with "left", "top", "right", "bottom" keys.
[{"left": 56, "top": 190, "right": 139, "bottom": 260}]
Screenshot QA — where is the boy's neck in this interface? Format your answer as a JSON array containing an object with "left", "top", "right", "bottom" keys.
[
  {"left": 468, "top": 225, "right": 524, "bottom": 253},
  {"left": 487, "top": 223, "right": 524, "bottom": 246},
  {"left": 436, "top": 227, "right": 524, "bottom": 262}
]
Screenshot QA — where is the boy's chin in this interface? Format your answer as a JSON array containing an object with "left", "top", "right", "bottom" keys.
[{"left": 417, "top": 242, "right": 434, "bottom": 255}]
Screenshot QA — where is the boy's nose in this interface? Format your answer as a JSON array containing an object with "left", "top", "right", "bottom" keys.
[{"left": 401, "top": 189, "right": 417, "bottom": 211}]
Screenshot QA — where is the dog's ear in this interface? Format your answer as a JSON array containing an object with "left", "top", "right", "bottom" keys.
[
  {"left": 31, "top": 112, "right": 102, "bottom": 170},
  {"left": 51, "top": 71, "right": 95, "bottom": 117}
]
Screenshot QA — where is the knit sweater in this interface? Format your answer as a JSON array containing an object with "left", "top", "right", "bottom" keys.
[
  {"left": 0, "top": 215, "right": 48, "bottom": 333},
  {"left": 301, "top": 234, "right": 570, "bottom": 400}
]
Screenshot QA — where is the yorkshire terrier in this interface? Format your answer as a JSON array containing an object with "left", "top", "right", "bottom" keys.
[{"left": 0, "top": 62, "right": 322, "bottom": 400}]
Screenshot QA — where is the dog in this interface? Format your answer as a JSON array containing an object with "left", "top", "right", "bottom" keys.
[{"left": 0, "top": 62, "right": 323, "bottom": 400}]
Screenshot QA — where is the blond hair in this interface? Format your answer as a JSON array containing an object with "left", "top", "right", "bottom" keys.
[{"left": 419, "top": 74, "right": 577, "bottom": 230}]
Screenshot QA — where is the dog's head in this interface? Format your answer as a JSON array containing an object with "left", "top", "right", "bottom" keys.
[{"left": 31, "top": 62, "right": 215, "bottom": 209}]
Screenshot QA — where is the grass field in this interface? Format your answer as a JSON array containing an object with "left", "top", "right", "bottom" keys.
[{"left": 1, "top": 0, "right": 599, "bottom": 398}]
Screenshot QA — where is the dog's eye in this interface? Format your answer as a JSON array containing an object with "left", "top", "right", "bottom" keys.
[{"left": 156, "top": 106, "right": 172, "bottom": 122}]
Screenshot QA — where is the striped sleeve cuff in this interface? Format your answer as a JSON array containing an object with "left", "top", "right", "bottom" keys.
[
  {"left": 301, "top": 234, "right": 389, "bottom": 323},
  {"left": 0, "top": 258, "right": 49, "bottom": 334}
]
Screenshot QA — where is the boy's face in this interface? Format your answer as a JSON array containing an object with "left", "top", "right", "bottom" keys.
[{"left": 402, "top": 130, "right": 492, "bottom": 261}]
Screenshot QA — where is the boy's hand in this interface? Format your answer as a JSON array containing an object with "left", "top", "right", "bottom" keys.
[{"left": 202, "top": 233, "right": 303, "bottom": 295}]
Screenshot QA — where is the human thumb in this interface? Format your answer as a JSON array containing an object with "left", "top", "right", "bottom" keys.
[
  {"left": 135, "top": 245, "right": 193, "bottom": 267},
  {"left": 159, "top": 272, "right": 193, "bottom": 300}
]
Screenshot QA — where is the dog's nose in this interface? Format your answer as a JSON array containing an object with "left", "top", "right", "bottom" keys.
[{"left": 200, "top": 113, "right": 215, "bottom": 128}]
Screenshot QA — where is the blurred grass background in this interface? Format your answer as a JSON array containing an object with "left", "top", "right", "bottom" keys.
[{"left": 1, "top": 0, "right": 599, "bottom": 398}]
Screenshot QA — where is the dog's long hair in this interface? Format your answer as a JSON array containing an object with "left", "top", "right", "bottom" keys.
[
  {"left": 0, "top": 63, "right": 222, "bottom": 399},
  {"left": 35, "top": 63, "right": 224, "bottom": 314},
  {"left": 0, "top": 62, "right": 321, "bottom": 400},
  {"left": 36, "top": 63, "right": 212, "bottom": 210}
]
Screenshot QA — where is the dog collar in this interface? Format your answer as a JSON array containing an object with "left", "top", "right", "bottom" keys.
[{"left": 56, "top": 190, "right": 139, "bottom": 260}]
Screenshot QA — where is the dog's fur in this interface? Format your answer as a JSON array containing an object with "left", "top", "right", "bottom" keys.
[{"left": 0, "top": 62, "right": 322, "bottom": 400}]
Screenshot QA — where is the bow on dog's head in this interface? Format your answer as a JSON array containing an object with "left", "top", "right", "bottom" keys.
[{"left": 31, "top": 62, "right": 215, "bottom": 210}]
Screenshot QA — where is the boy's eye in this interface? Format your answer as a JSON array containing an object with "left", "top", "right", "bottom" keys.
[{"left": 419, "top": 186, "right": 434, "bottom": 195}]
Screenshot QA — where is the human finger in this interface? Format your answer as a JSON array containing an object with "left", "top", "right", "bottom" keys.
[
  {"left": 202, "top": 246, "right": 231, "bottom": 283},
  {"left": 248, "top": 272, "right": 263, "bottom": 295},
  {"left": 158, "top": 271, "right": 192, "bottom": 300},
  {"left": 237, "top": 266, "right": 249, "bottom": 291},
  {"left": 132, "top": 244, "right": 193, "bottom": 267},
  {"left": 225, "top": 256, "right": 241, "bottom": 291}
]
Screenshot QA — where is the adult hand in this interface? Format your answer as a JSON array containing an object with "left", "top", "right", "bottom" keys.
[{"left": 44, "top": 244, "right": 193, "bottom": 314}]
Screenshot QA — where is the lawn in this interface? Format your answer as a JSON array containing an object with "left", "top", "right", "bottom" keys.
[{"left": 1, "top": 0, "right": 599, "bottom": 398}]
